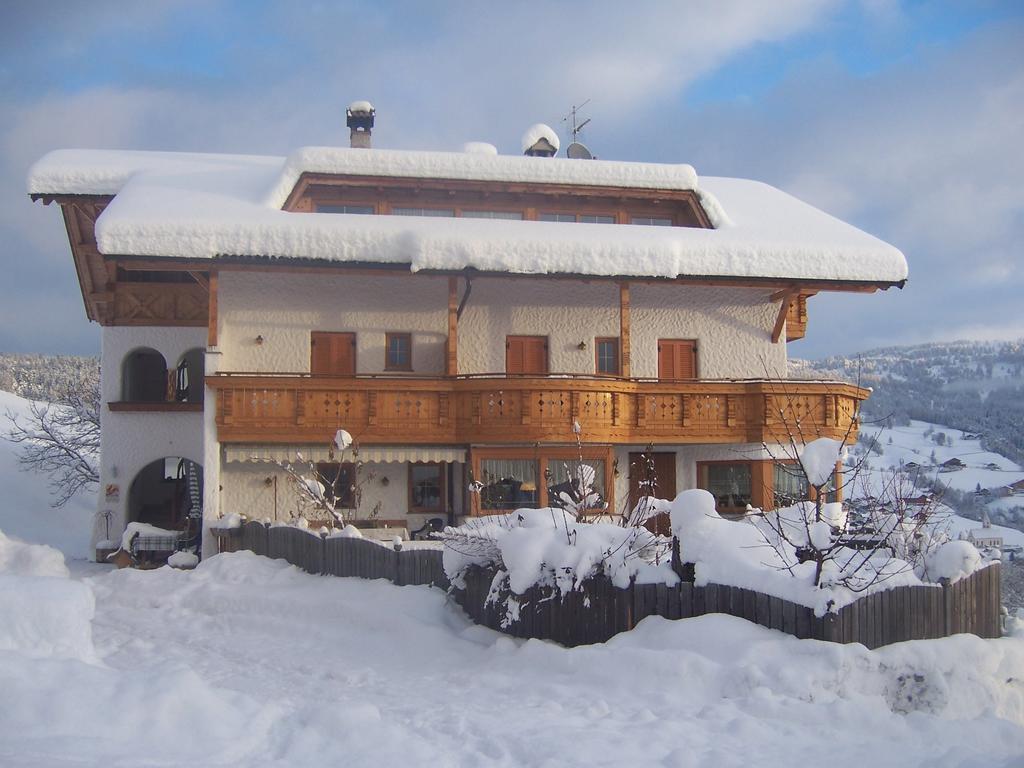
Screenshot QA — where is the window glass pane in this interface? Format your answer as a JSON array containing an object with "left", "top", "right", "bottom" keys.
[
  {"left": 386, "top": 335, "right": 411, "bottom": 369},
  {"left": 580, "top": 214, "right": 615, "bottom": 224},
  {"left": 391, "top": 207, "right": 455, "bottom": 217},
  {"left": 773, "top": 464, "right": 807, "bottom": 508},
  {"left": 704, "top": 464, "right": 752, "bottom": 511},
  {"left": 596, "top": 339, "right": 619, "bottom": 375},
  {"left": 462, "top": 210, "right": 523, "bottom": 220},
  {"left": 547, "top": 459, "right": 606, "bottom": 511},
  {"left": 317, "top": 204, "right": 375, "bottom": 215},
  {"left": 317, "top": 462, "right": 355, "bottom": 508},
  {"left": 631, "top": 216, "right": 673, "bottom": 226},
  {"left": 538, "top": 212, "right": 576, "bottom": 222},
  {"left": 480, "top": 459, "right": 538, "bottom": 510},
  {"left": 410, "top": 464, "right": 443, "bottom": 510}
]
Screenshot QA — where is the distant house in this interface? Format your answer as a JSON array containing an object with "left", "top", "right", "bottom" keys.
[
  {"left": 985, "top": 462, "right": 1001, "bottom": 471},
  {"left": 939, "top": 458, "right": 966, "bottom": 473},
  {"left": 903, "top": 461, "right": 920, "bottom": 471},
  {"left": 1010, "top": 479, "right": 1024, "bottom": 496}
]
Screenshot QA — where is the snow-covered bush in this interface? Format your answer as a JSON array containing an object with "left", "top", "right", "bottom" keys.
[{"left": 441, "top": 508, "right": 673, "bottom": 594}]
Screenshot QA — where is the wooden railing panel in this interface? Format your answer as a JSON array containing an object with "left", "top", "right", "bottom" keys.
[{"left": 209, "top": 375, "right": 868, "bottom": 446}]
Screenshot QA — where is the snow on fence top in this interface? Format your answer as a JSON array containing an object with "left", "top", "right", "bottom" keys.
[{"left": 27, "top": 146, "right": 908, "bottom": 284}]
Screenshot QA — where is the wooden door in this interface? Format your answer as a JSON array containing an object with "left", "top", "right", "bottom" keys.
[
  {"left": 311, "top": 332, "right": 356, "bottom": 375},
  {"left": 658, "top": 339, "right": 697, "bottom": 380},
  {"left": 629, "top": 452, "right": 677, "bottom": 534},
  {"left": 506, "top": 335, "right": 548, "bottom": 375}
]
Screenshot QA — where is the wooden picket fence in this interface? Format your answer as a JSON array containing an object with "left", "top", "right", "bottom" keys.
[
  {"left": 453, "top": 561, "right": 1002, "bottom": 649},
  {"left": 224, "top": 521, "right": 1000, "bottom": 649},
  {"left": 229, "top": 520, "right": 448, "bottom": 589}
]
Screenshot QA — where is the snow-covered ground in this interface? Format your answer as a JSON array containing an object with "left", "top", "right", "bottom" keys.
[
  {"left": 1, "top": 549, "right": 1023, "bottom": 767},
  {"left": 2, "top": 393, "right": 1024, "bottom": 766}
]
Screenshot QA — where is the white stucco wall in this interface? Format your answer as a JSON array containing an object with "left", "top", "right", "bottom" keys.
[
  {"left": 215, "top": 272, "right": 786, "bottom": 379},
  {"left": 217, "top": 271, "right": 449, "bottom": 374},
  {"left": 629, "top": 284, "right": 785, "bottom": 379},
  {"left": 97, "top": 326, "right": 206, "bottom": 550}
]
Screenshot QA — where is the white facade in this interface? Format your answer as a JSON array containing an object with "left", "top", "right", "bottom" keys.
[{"left": 96, "top": 326, "right": 205, "bottom": 549}]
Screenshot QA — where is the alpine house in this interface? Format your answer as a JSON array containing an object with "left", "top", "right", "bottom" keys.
[{"left": 28, "top": 103, "right": 907, "bottom": 558}]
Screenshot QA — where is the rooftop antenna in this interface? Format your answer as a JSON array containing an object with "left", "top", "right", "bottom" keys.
[{"left": 562, "top": 100, "right": 595, "bottom": 159}]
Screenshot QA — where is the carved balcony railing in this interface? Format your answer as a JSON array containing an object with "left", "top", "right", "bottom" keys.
[{"left": 207, "top": 373, "right": 867, "bottom": 447}]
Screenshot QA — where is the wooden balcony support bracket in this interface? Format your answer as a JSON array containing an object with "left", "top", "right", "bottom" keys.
[
  {"left": 447, "top": 276, "right": 459, "bottom": 376},
  {"left": 207, "top": 270, "right": 219, "bottom": 348},
  {"left": 771, "top": 289, "right": 798, "bottom": 343},
  {"left": 619, "top": 282, "right": 631, "bottom": 378},
  {"left": 188, "top": 271, "right": 210, "bottom": 292}
]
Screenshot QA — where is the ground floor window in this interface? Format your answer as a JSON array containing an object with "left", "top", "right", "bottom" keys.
[
  {"left": 317, "top": 462, "right": 356, "bottom": 508},
  {"left": 773, "top": 463, "right": 808, "bottom": 508},
  {"left": 479, "top": 458, "right": 539, "bottom": 511},
  {"left": 473, "top": 448, "right": 613, "bottom": 515},
  {"left": 409, "top": 463, "right": 445, "bottom": 513},
  {"left": 699, "top": 462, "right": 753, "bottom": 514}
]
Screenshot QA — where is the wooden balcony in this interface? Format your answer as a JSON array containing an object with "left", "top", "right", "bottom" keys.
[{"left": 207, "top": 374, "right": 867, "bottom": 447}]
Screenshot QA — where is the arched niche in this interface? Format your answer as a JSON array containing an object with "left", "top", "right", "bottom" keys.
[{"left": 121, "top": 348, "right": 167, "bottom": 402}]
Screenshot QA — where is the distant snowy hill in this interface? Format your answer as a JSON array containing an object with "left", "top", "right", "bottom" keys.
[
  {"left": 794, "top": 339, "right": 1024, "bottom": 465},
  {"left": 0, "top": 390, "right": 94, "bottom": 558},
  {"left": 0, "top": 352, "right": 98, "bottom": 402}
]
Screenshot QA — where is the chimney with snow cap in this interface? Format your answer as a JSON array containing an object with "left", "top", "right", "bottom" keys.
[
  {"left": 346, "top": 100, "right": 375, "bottom": 149},
  {"left": 521, "top": 123, "right": 559, "bottom": 157}
]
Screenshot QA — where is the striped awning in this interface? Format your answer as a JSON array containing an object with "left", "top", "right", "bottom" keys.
[{"left": 224, "top": 444, "right": 466, "bottom": 464}]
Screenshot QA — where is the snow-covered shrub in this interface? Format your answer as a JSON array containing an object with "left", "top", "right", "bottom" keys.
[{"left": 441, "top": 508, "right": 673, "bottom": 594}]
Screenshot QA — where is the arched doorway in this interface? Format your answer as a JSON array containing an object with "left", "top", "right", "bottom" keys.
[
  {"left": 122, "top": 348, "right": 167, "bottom": 402},
  {"left": 128, "top": 457, "right": 204, "bottom": 550}
]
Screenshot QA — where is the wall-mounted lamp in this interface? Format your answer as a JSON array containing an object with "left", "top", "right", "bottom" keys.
[
  {"left": 380, "top": 476, "right": 390, "bottom": 487},
  {"left": 577, "top": 341, "right": 587, "bottom": 351},
  {"left": 255, "top": 335, "right": 265, "bottom": 345},
  {"left": 264, "top": 476, "right": 273, "bottom": 487}
]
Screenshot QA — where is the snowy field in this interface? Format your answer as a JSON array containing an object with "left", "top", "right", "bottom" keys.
[{"left": 2, "top": 391, "right": 1024, "bottom": 766}]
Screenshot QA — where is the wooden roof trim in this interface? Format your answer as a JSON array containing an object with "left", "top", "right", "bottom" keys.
[{"left": 106, "top": 253, "right": 904, "bottom": 292}]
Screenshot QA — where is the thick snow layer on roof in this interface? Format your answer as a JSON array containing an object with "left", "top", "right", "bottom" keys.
[
  {"left": 521, "top": 123, "right": 560, "bottom": 154},
  {"left": 27, "top": 147, "right": 907, "bottom": 283}
]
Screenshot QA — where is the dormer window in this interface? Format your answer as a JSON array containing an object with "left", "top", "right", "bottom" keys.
[
  {"left": 631, "top": 216, "right": 673, "bottom": 226},
  {"left": 317, "top": 204, "right": 375, "bottom": 215},
  {"left": 462, "top": 210, "right": 523, "bottom": 220},
  {"left": 392, "top": 207, "right": 454, "bottom": 217}
]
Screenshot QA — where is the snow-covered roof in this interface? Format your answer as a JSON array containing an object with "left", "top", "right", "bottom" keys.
[{"left": 27, "top": 147, "right": 908, "bottom": 284}]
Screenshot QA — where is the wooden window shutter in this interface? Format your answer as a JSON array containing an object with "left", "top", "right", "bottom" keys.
[
  {"left": 311, "top": 332, "right": 356, "bottom": 375},
  {"left": 506, "top": 336, "right": 547, "bottom": 374},
  {"left": 658, "top": 339, "right": 697, "bottom": 380}
]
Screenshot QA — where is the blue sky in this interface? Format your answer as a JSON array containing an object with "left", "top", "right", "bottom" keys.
[{"left": 1, "top": 0, "right": 1022, "bottom": 359}]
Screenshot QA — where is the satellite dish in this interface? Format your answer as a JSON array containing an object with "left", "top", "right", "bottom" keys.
[{"left": 566, "top": 142, "right": 593, "bottom": 160}]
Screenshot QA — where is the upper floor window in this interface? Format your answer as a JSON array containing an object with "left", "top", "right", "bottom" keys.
[
  {"left": 385, "top": 332, "right": 412, "bottom": 371},
  {"left": 631, "top": 216, "right": 673, "bottom": 226},
  {"left": 657, "top": 339, "right": 697, "bottom": 380},
  {"left": 392, "top": 207, "right": 454, "bottom": 217},
  {"left": 595, "top": 338, "right": 620, "bottom": 375},
  {"left": 461, "top": 210, "right": 523, "bottom": 220},
  {"left": 317, "top": 204, "right": 375, "bottom": 215}
]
